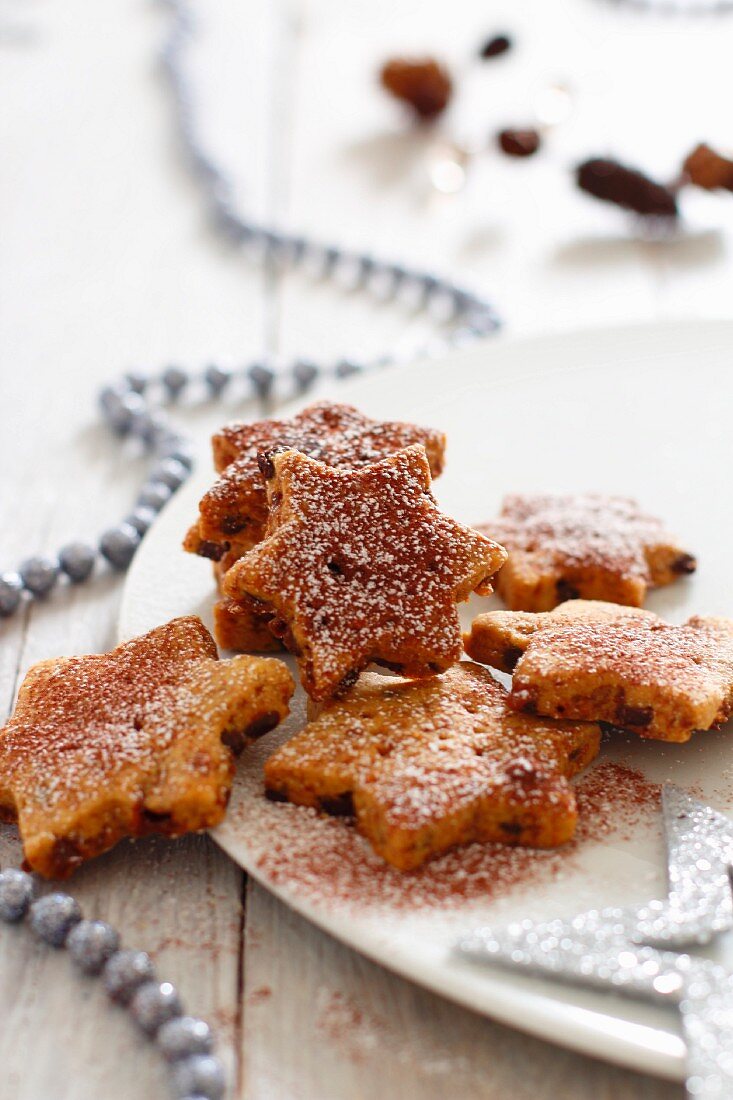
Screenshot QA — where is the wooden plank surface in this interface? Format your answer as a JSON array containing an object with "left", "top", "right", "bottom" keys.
[{"left": 1, "top": 0, "right": 729, "bottom": 1096}]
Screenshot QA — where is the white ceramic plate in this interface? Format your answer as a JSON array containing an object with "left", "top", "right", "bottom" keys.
[{"left": 120, "top": 320, "right": 733, "bottom": 1082}]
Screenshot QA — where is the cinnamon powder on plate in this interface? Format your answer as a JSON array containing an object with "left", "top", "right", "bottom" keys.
[{"left": 248, "top": 761, "right": 661, "bottom": 913}]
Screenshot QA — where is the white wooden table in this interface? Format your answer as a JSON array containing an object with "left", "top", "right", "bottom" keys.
[{"left": 2, "top": 1, "right": 731, "bottom": 1096}]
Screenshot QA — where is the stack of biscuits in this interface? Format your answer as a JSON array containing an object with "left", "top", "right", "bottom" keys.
[
  {"left": 178, "top": 400, "right": 720, "bottom": 872},
  {"left": 4, "top": 399, "right": 723, "bottom": 879}
]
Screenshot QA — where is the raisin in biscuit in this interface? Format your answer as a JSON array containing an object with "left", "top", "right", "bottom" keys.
[
  {"left": 184, "top": 401, "right": 447, "bottom": 567},
  {"left": 477, "top": 494, "right": 696, "bottom": 612},
  {"left": 223, "top": 445, "right": 507, "bottom": 700},
  {"left": 264, "top": 663, "right": 601, "bottom": 870},
  {"left": 0, "top": 616, "right": 294, "bottom": 877},
  {"left": 465, "top": 600, "right": 733, "bottom": 743}
]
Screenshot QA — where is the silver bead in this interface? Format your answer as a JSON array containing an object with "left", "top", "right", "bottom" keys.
[
  {"left": 248, "top": 362, "right": 275, "bottom": 398},
  {"left": 130, "top": 980, "right": 183, "bottom": 1035},
  {"left": 67, "top": 919, "right": 120, "bottom": 974},
  {"left": 333, "top": 252, "right": 365, "bottom": 290},
  {"left": 213, "top": 204, "right": 247, "bottom": 242},
  {"left": 322, "top": 244, "right": 341, "bottom": 271},
  {"left": 203, "top": 364, "right": 230, "bottom": 396},
  {"left": 0, "top": 868, "right": 35, "bottom": 921},
  {"left": 99, "top": 523, "right": 140, "bottom": 571},
  {"left": 156, "top": 440, "right": 194, "bottom": 469},
  {"left": 299, "top": 242, "right": 336, "bottom": 278},
  {"left": 162, "top": 365, "right": 189, "bottom": 399},
  {"left": 20, "top": 556, "right": 60, "bottom": 598},
  {"left": 293, "top": 359, "right": 319, "bottom": 390},
  {"left": 389, "top": 262, "right": 407, "bottom": 286},
  {"left": 124, "top": 370, "right": 148, "bottom": 394},
  {"left": 111, "top": 391, "right": 148, "bottom": 435},
  {"left": 58, "top": 542, "right": 96, "bottom": 584},
  {"left": 334, "top": 358, "right": 362, "bottom": 379},
  {"left": 137, "top": 481, "right": 172, "bottom": 512},
  {"left": 419, "top": 273, "right": 440, "bottom": 301},
  {"left": 29, "top": 893, "right": 81, "bottom": 947},
  {"left": 427, "top": 286, "right": 459, "bottom": 322},
  {"left": 132, "top": 408, "right": 171, "bottom": 448},
  {"left": 125, "top": 506, "right": 158, "bottom": 536},
  {"left": 150, "top": 458, "right": 189, "bottom": 491},
  {"left": 103, "top": 949, "right": 155, "bottom": 1004},
  {"left": 0, "top": 572, "right": 24, "bottom": 617},
  {"left": 170, "top": 1055, "right": 226, "bottom": 1100},
  {"left": 98, "top": 384, "right": 124, "bottom": 417},
  {"left": 157, "top": 1016, "right": 213, "bottom": 1061}
]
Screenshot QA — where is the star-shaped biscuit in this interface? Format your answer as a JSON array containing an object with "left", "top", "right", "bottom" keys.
[
  {"left": 264, "top": 663, "right": 601, "bottom": 870},
  {"left": 184, "top": 401, "right": 447, "bottom": 564},
  {"left": 0, "top": 616, "right": 294, "bottom": 877},
  {"left": 223, "top": 445, "right": 507, "bottom": 699},
  {"left": 213, "top": 595, "right": 283, "bottom": 653},
  {"left": 477, "top": 494, "right": 696, "bottom": 611},
  {"left": 465, "top": 600, "right": 733, "bottom": 743}
]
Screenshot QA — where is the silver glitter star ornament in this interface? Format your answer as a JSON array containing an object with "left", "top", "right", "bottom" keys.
[
  {"left": 633, "top": 785, "right": 733, "bottom": 948},
  {"left": 456, "top": 785, "right": 733, "bottom": 1100}
]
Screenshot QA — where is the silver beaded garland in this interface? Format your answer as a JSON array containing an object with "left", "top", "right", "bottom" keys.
[
  {"left": 203, "top": 363, "right": 230, "bottom": 395},
  {"left": 170, "top": 1054, "right": 226, "bottom": 1100},
  {"left": 0, "top": 572, "right": 24, "bottom": 617},
  {"left": 157, "top": 1016, "right": 213, "bottom": 1061},
  {"left": 0, "top": 881, "right": 225, "bottom": 1094},
  {"left": 67, "top": 919, "right": 121, "bottom": 974},
  {"left": 130, "top": 979, "right": 183, "bottom": 1034},
  {"left": 152, "top": 457, "right": 190, "bottom": 490},
  {"left": 29, "top": 893, "right": 82, "bottom": 947},
  {"left": 103, "top": 949, "right": 156, "bottom": 1004},
  {"left": 162, "top": 364, "right": 189, "bottom": 398},
  {"left": 58, "top": 542, "right": 96, "bottom": 584},
  {"left": 0, "top": 869, "right": 35, "bottom": 921},
  {"left": 19, "top": 556, "right": 60, "bottom": 598},
  {"left": 125, "top": 505, "right": 159, "bottom": 536},
  {"left": 99, "top": 523, "right": 141, "bottom": 571},
  {"left": 137, "top": 481, "right": 173, "bottom": 512}
]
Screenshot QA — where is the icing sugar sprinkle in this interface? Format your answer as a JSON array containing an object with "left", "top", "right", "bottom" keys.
[{"left": 225, "top": 724, "right": 661, "bottom": 914}]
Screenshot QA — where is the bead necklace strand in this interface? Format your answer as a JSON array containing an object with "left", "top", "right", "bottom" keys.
[
  {"left": 0, "top": 0, "right": 499, "bottom": 619},
  {"left": 0, "top": 3, "right": 498, "bottom": 1098}
]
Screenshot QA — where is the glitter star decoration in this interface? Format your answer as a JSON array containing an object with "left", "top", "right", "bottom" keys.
[
  {"left": 456, "top": 786, "right": 733, "bottom": 1100},
  {"left": 223, "top": 444, "right": 507, "bottom": 699}
]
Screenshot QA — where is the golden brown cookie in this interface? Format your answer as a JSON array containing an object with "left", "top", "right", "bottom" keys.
[
  {"left": 264, "top": 663, "right": 601, "bottom": 870},
  {"left": 465, "top": 600, "right": 733, "bottom": 743},
  {"left": 213, "top": 596, "right": 284, "bottom": 654},
  {"left": 224, "top": 444, "right": 507, "bottom": 700},
  {"left": 185, "top": 401, "right": 447, "bottom": 566},
  {"left": 477, "top": 494, "right": 695, "bottom": 611},
  {"left": 0, "top": 616, "right": 294, "bottom": 878}
]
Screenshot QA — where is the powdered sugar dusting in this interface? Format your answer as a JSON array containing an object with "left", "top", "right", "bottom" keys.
[
  {"left": 226, "top": 720, "right": 661, "bottom": 914},
  {"left": 225, "top": 446, "right": 506, "bottom": 698},
  {"left": 196, "top": 401, "right": 446, "bottom": 551},
  {"left": 512, "top": 607, "right": 733, "bottom": 740},
  {"left": 483, "top": 493, "right": 682, "bottom": 579},
  {"left": 264, "top": 665, "right": 598, "bottom": 868},
  {"left": 0, "top": 616, "right": 219, "bottom": 812}
]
